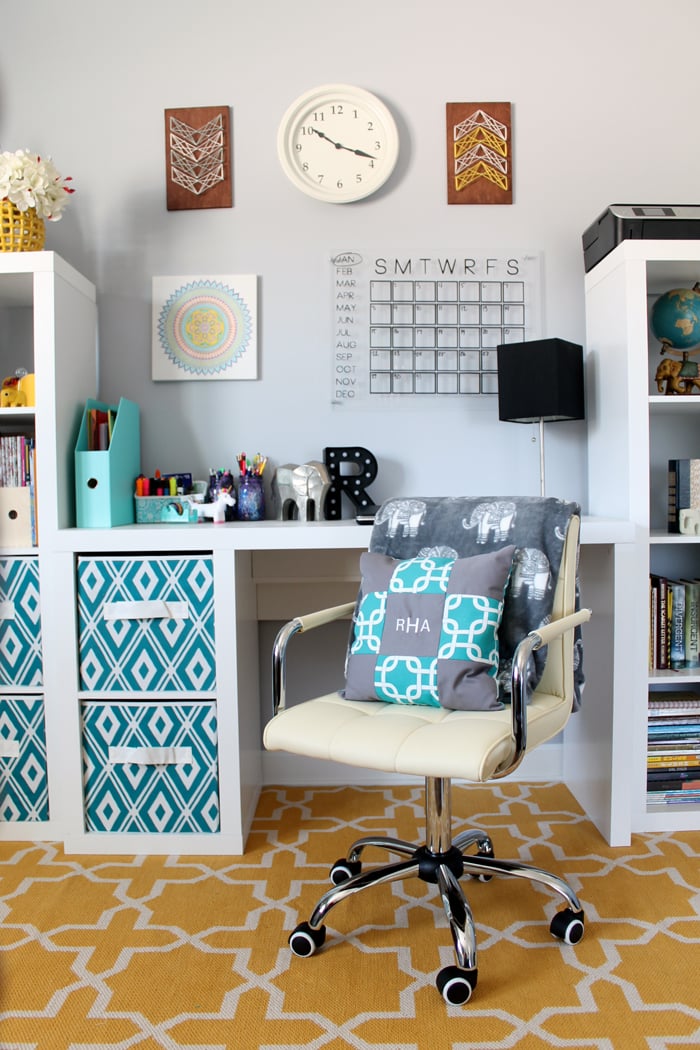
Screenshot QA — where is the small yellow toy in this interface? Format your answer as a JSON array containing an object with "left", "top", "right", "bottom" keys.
[{"left": 0, "top": 376, "right": 27, "bottom": 407}]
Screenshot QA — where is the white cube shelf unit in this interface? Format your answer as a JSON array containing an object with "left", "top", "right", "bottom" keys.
[{"left": 585, "top": 239, "right": 700, "bottom": 836}]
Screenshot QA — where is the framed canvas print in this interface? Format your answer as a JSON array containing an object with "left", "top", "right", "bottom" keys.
[{"left": 152, "top": 275, "right": 258, "bottom": 381}]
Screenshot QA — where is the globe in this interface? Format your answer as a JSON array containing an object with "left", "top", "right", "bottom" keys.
[{"left": 650, "top": 284, "right": 700, "bottom": 350}]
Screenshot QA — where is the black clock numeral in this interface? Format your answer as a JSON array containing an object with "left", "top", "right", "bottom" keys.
[
  {"left": 367, "top": 120, "right": 374, "bottom": 131},
  {"left": 330, "top": 104, "right": 344, "bottom": 115}
]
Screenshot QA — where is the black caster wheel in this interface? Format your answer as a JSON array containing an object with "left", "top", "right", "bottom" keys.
[
  {"left": 550, "top": 908, "right": 585, "bottom": 945},
  {"left": 289, "top": 921, "right": 326, "bottom": 957},
  {"left": 330, "top": 858, "right": 362, "bottom": 884},
  {"left": 436, "top": 965, "right": 477, "bottom": 1006}
]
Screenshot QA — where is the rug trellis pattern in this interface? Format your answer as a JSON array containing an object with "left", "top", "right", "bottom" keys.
[{"left": 1, "top": 782, "right": 699, "bottom": 1049}]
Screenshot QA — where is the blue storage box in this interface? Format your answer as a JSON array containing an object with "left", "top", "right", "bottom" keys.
[
  {"left": 76, "top": 554, "right": 215, "bottom": 692},
  {"left": 0, "top": 555, "right": 42, "bottom": 687},
  {"left": 0, "top": 695, "right": 49, "bottom": 822},
  {"left": 81, "top": 700, "right": 220, "bottom": 833}
]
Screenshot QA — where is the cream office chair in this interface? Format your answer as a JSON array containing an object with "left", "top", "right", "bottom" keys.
[{"left": 264, "top": 496, "right": 591, "bottom": 1006}]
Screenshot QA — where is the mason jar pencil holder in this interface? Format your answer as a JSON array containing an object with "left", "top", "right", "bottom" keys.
[{"left": 238, "top": 475, "right": 265, "bottom": 521}]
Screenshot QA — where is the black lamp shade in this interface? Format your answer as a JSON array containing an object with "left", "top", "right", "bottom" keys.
[{"left": 496, "top": 337, "right": 585, "bottom": 423}]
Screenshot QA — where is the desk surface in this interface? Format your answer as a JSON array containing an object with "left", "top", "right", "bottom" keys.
[{"left": 53, "top": 515, "right": 636, "bottom": 554}]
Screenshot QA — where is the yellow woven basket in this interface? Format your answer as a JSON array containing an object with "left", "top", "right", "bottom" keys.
[{"left": 0, "top": 200, "right": 46, "bottom": 252}]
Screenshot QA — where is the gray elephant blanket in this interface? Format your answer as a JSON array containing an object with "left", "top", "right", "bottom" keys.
[{"left": 353, "top": 495, "right": 584, "bottom": 710}]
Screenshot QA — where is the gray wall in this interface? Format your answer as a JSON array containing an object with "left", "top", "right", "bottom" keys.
[{"left": 3, "top": 0, "right": 696, "bottom": 511}]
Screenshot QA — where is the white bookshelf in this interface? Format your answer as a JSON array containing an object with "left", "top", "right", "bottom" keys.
[{"left": 585, "top": 239, "right": 700, "bottom": 835}]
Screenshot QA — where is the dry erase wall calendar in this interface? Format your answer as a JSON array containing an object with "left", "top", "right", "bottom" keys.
[{"left": 331, "top": 252, "right": 542, "bottom": 408}]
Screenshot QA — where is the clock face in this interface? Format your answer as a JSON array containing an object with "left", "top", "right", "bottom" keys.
[{"left": 277, "top": 84, "right": 399, "bottom": 203}]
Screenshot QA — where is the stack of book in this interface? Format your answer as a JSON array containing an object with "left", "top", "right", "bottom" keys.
[
  {"left": 649, "top": 575, "right": 700, "bottom": 670},
  {"left": 647, "top": 691, "right": 700, "bottom": 805}
]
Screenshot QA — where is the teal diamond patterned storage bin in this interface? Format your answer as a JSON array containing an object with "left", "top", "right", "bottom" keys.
[
  {"left": 77, "top": 555, "right": 215, "bottom": 692},
  {"left": 0, "top": 695, "right": 49, "bottom": 821},
  {"left": 81, "top": 700, "right": 220, "bottom": 833},
  {"left": 0, "top": 556, "right": 42, "bottom": 687}
]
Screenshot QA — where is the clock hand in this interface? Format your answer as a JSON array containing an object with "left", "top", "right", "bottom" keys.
[
  {"left": 309, "top": 127, "right": 343, "bottom": 148},
  {"left": 309, "top": 127, "right": 374, "bottom": 160}
]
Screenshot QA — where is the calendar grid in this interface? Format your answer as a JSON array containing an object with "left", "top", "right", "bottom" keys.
[{"left": 331, "top": 253, "right": 541, "bottom": 407}]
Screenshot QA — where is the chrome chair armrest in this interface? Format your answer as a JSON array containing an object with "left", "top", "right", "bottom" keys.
[
  {"left": 493, "top": 607, "right": 592, "bottom": 780},
  {"left": 272, "top": 601, "right": 356, "bottom": 716}
]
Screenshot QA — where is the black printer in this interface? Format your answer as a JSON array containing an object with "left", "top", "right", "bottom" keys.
[{"left": 583, "top": 205, "right": 700, "bottom": 273}]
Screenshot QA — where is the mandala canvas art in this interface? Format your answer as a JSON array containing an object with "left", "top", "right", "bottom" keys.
[{"left": 152, "top": 275, "right": 258, "bottom": 381}]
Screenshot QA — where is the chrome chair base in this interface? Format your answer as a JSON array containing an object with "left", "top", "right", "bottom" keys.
[{"left": 288, "top": 777, "right": 585, "bottom": 1006}]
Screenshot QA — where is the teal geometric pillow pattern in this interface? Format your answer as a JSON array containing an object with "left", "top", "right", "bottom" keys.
[{"left": 344, "top": 545, "right": 515, "bottom": 711}]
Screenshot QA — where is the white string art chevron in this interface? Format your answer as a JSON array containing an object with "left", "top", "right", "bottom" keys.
[{"left": 169, "top": 114, "right": 225, "bottom": 197}]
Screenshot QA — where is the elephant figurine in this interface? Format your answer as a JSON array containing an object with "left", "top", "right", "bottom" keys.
[
  {"left": 374, "top": 498, "right": 427, "bottom": 538},
  {"left": 272, "top": 461, "right": 330, "bottom": 521},
  {"left": 510, "top": 547, "right": 551, "bottom": 600},
  {"left": 655, "top": 356, "right": 700, "bottom": 395},
  {"left": 462, "top": 500, "right": 516, "bottom": 544}
]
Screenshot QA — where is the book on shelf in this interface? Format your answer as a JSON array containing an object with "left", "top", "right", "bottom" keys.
[
  {"left": 669, "top": 579, "right": 686, "bottom": 669},
  {"left": 683, "top": 579, "right": 700, "bottom": 667},
  {"left": 668, "top": 458, "right": 700, "bottom": 533},
  {"left": 649, "top": 575, "right": 669, "bottom": 669}
]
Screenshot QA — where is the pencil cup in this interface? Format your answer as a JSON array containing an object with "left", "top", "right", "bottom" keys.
[{"left": 238, "top": 475, "right": 265, "bottom": 521}]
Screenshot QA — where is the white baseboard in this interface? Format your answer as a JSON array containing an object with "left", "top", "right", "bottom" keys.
[{"left": 262, "top": 741, "right": 563, "bottom": 787}]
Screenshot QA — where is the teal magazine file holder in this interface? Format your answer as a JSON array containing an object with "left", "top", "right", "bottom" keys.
[{"left": 75, "top": 398, "right": 140, "bottom": 527}]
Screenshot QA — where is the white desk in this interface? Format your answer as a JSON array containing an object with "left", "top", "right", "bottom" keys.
[{"left": 38, "top": 516, "right": 637, "bottom": 853}]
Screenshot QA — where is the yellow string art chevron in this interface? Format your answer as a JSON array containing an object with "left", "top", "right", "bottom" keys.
[
  {"left": 454, "top": 125, "right": 508, "bottom": 159},
  {"left": 456, "top": 160, "right": 509, "bottom": 192}
]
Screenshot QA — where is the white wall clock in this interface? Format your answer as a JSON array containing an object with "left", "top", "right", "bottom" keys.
[{"left": 277, "top": 84, "right": 399, "bottom": 203}]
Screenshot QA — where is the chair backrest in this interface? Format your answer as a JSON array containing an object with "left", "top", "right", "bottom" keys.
[
  {"left": 368, "top": 496, "right": 583, "bottom": 706},
  {"left": 531, "top": 512, "right": 580, "bottom": 706}
]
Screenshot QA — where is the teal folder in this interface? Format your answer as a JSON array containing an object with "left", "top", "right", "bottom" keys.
[{"left": 75, "top": 398, "right": 140, "bottom": 527}]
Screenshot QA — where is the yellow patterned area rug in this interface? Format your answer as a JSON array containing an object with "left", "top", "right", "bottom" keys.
[{"left": 1, "top": 782, "right": 699, "bottom": 1050}]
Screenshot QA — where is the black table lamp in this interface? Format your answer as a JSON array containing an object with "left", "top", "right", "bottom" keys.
[{"left": 496, "top": 337, "right": 585, "bottom": 496}]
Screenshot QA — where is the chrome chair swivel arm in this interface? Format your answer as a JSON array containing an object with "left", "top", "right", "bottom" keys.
[
  {"left": 497, "top": 606, "right": 592, "bottom": 779},
  {"left": 272, "top": 601, "right": 356, "bottom": 716}
]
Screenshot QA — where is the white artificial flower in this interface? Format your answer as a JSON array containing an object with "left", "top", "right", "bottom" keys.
[{"left": 0, "top": 149, "right": 74, "bottom": 220}]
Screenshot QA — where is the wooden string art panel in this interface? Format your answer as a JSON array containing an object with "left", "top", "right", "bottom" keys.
[
  {"left": 165, "top": 105, "right": 232, "bottom": 210},
  {"left": 446, "top": 102, "right": 512, "bottom": 205}
]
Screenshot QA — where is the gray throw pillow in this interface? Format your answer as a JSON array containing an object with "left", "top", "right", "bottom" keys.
[{"left": 344, "top": 545, "right": 515, "bottom": 711}]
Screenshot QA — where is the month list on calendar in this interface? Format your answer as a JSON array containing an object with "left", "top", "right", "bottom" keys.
[{"left": 331, "top": 252, "right": 541, "bottom": 408}]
